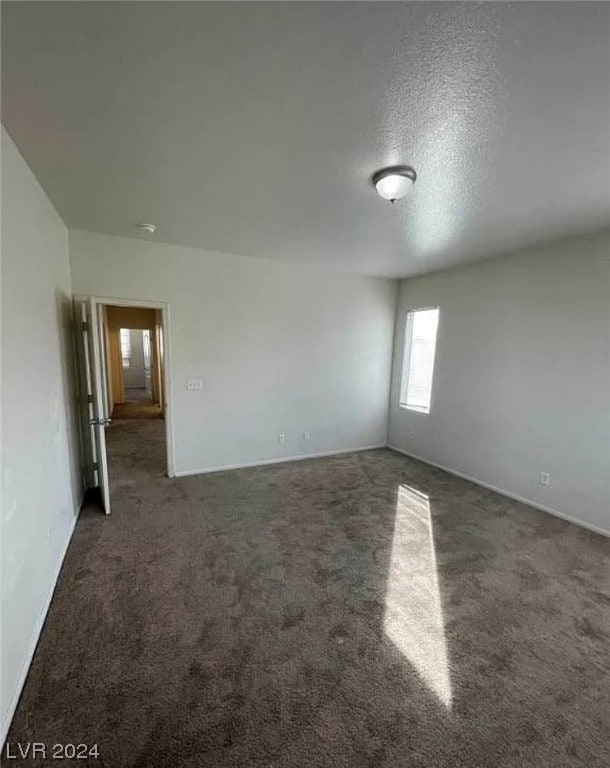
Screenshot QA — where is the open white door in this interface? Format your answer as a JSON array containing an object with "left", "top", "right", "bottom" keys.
[{"left": 73, "top": 298, "right": 112, "bottom": 514}]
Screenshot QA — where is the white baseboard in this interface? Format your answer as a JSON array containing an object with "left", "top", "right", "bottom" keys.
[
  {"left": 174, "top": 444, "right": 387, "bottom": 478},
  {"left": 387, "top": 445, "right": 609, "bottom": 538},
  {"left": 1, "top": 492, "right": 84, "bottom": 747}
]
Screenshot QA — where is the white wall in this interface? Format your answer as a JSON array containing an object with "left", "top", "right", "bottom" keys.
[
  {"left": 388, "top": 232, "right": 610, "bottom": 535},
  {"left": 1, "top": 127, "right": 82, "bottom": 740},
  {"left": 69, "top": 230, "right": 397, "bottom": 474}
]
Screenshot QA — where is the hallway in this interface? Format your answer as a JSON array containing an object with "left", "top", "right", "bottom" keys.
[
  {"left": 111, "top": 401, "right": 163, "bottom": 420},
  {"left": 111, "top": 385, "right": 163, "bottom": 421}
]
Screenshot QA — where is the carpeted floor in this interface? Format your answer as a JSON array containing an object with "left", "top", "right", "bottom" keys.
[
  {"left": 112, "top": 401, "right": 163, "bottom": 420},
  {"left": 6, "top": 421, "right": 609, "bottom": 767}
]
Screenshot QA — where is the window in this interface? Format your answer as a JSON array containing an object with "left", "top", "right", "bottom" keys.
[
  {"left": 142, "top": 329, "right": 151, "bottom": 370},
  {"left": 399, "top": 307, "right": 439, "bottom": 413},
  {"left": 120, "top": 328, "right": 131, "bottom": 368}
]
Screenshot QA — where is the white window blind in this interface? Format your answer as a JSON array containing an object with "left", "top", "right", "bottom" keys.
[{"left": 399, "top": 307, "right": 439, "bottom": 413}]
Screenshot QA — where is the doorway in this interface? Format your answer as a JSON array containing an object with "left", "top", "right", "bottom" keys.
[
  {"left": 102, "top": 305, "right": 165, "bottom": 420},
  {"left": 101, "top": 305, "right": 168, "bottom": 493},
  {"left": 118, "top": 328, "right": 156, "bottom": 413},
  {"left": 74, "top": 296, "right": 174, "bottom": 515}
]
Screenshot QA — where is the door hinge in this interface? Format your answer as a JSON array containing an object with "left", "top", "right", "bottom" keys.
[
  {"left": 82, "top": 321, "right": 89, "bottom": 332},
  {"left": 90, "top": 462, "right": 99, "bottom": 471},
  {"left": 87, "top": 394, "right": 94, "bottom": 404}
]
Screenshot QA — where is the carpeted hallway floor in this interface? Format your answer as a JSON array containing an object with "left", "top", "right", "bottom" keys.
[
  {"left": 6, "top": 421, "right": 609, "bottom": 767},
  {"left": 112, "top": 388, "right": 163, "bottom": 420}
]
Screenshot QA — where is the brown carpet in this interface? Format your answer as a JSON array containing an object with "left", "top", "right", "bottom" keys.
[
  {"left": 112, "top": 402, "right": 162, "bottom": 420},
  {"left": 6, "top": 421, "right": 609, "bottom": 767}
]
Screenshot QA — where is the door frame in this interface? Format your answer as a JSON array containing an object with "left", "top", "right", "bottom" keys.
[{"left": 75, "top": 294, "right": 176, "bottom": 478}]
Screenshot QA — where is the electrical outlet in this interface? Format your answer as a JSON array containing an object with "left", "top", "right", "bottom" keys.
[
  {"left": 278, "top": 433, "right": 285, "bottom": 444},
  {"left": 303, "top": 430, "right": 311, "bottom": 441},
  {"left": 540, "top": 472, "right": 550, "bottom": 486},
  {"left": 187, "top": 378, "right": 204, "bottom": 390}
]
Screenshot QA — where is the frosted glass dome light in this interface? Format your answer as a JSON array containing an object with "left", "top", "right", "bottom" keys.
[{"left": 372, "top": 166, "right": 417, "bottom": 203}]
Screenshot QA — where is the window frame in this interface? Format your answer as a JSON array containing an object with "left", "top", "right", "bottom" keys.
[{"left": 399, "top": 305, "right": 440, "bottom": 414}]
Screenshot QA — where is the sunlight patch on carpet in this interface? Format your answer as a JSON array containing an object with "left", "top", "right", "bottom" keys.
[{"left": 384, "top": 483, "right": 452, "bottom": 707}]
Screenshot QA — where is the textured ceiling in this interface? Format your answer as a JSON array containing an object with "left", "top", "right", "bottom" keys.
[{"left": 2, "top": 2, "right": 609, "bottom": 278}]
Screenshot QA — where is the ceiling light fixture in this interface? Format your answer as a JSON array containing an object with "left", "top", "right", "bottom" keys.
[
  {"left": 372, "top": 166, "right": 417, "bottom": 203},
  {"left": 137, "top": 222, "right": 156, "bottom": 234}
]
